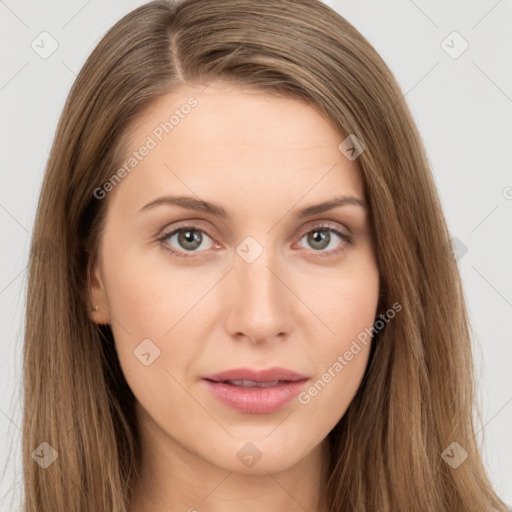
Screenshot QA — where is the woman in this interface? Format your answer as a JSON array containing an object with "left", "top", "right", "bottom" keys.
[{"left": 22, "top": 0, "right": 510, "bottom": 510}]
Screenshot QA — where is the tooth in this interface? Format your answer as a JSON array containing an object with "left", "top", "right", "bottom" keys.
[
  {"left": 254, "top": 380, "right": 280, "bottom": 387},
  {"left": 226, "top": 380, "right": 281, "bottom": 387}
]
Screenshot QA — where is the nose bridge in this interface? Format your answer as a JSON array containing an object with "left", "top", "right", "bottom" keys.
[
  {"left": 226, "top": 240, "right": 290, "bottom": 341},
  {"left": 240, "top": 253, "right": 280, "bottom": 306}
]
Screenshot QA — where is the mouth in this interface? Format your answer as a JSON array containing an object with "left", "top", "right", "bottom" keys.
[
  {"left": 204, "top": 378, "right": 299, "bottom": 387},
  {"left": 201, "top": 377, "right": 309, "bottom": 414},
  {"left": 202, "top": 366, "right": 308, "bottom": 384}
]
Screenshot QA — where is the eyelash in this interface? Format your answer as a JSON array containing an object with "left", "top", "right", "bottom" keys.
[{"left": 156, "top": 222, "right": 353, "bottom": 259}]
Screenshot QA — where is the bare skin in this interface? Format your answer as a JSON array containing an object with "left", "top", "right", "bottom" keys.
[{"left": 89, "top": 82, "right": 380, "bottom": 512}]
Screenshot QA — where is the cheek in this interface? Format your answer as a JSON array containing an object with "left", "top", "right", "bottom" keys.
[
  {"left": 101, "top": 252, "right": 208, "bottom": 415},
  {"left": 100, "top": 241, "right": 207, "bottom": 369},
  {"left": 300, "top": 255, "right": 379, "bottom": 412},
  {"left": 309, "top": 250, "right": 379, "bottom": 345},
  {"left": 103, "top": 233, "right": 203, "bottom": 325},
  {"left": 297, "top": 304, "right": 375, "bottom": 426}
]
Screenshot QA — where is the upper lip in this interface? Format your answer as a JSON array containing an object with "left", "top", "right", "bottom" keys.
[{"left": 203, "top": 367, "right": 309, "bottom": 383}]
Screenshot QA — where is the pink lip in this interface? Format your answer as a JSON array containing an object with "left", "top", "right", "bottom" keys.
[
  {"left": 203, "top": 366, "right": 308, "bottom": 383},
  {"left": 201, "top": 366, "right": 309, "bottom": 414},
  {"left": 202, "top": 379, "right": 309, "bottom": 414}
]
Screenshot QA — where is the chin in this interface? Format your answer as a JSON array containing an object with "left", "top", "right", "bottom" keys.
[{"left": 202, "top": 432, "right": 320, "bottom": 475}]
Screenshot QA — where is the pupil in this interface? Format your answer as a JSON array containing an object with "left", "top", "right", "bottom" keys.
[
  {"left": 179, "top": 230, "right": 202, "bottom": 250},
  {"left": 309, "top": 230, "right": 329, "bottom": 250}
]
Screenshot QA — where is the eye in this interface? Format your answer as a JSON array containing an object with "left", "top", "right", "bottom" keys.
[
  {"left": 157, "top": 225, "right": 216, "bottom": 258},
  {"left": 295, "top": 224, "right": 352, "bottom": 257},
  {"left": 157, "top": 222, "right": 352, "bottom": 259}
]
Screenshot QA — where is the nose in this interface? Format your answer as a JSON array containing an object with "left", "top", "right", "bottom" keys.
[{"left": 224, "top": 247, "right": 293, "bottom": 345}]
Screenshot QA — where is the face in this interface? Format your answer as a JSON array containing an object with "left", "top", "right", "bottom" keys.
[{"left": 89, "top": 82, "right": 380, "bottom": 475}]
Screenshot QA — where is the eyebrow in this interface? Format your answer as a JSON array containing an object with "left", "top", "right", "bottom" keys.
[{"left": 137, "top": 194, "right": 368, "bottom": 219}]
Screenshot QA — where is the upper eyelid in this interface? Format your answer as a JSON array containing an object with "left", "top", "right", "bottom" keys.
[
  {"left": 159, "top": 218, "right": 349, "bottom": 235},
  {"left": 296, "top": 219, "right": 350, "bottom": 236},
  {"left": 158, "top": 220, "right": 215, "bottom": 240}
]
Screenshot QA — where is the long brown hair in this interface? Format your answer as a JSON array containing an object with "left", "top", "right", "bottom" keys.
[{"left": 21, "top": 0, "right": 510, "bottom": 510}]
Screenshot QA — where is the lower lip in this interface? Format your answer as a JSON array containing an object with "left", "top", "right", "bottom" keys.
[{"left": 202, "top": 379, "right": 309, "bottom": 414}]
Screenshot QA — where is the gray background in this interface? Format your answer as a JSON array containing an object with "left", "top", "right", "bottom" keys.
[{"left": 1, "top": 0, "right": 511, "bottom": 509}]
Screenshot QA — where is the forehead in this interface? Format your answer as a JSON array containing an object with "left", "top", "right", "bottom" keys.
[
  {"left": 131, "top": 82, "right": 335, "bottom": 142},
  {"left": 109, "top": 82, "right": 365, "bottom": 212}
]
